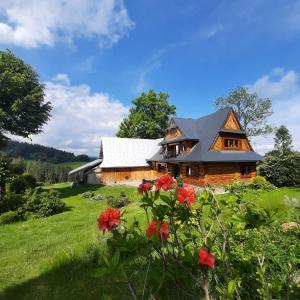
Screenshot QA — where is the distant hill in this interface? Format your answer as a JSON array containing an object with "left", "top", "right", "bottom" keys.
[{"left": 3, "top": 140, "right": 91, "bottom": 164}]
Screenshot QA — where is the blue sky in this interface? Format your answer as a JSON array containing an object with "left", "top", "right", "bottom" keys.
[{"left": 1, "top": 0, "right": 300, "bottom": 155}]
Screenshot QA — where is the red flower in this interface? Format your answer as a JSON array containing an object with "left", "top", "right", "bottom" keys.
[
  {"left": 146, "top": 219, "right": 170, "bottom": 240},
  {"left": 155, "top": 174, "right": 175, "bottom": 191},
  {"left": 198, "top": 248, "right": 215, "bottom": 269},
  {"left": 177, "top": 184, "right": 196, "bottom": 206},
  {"left": 159, "top": 222, "right": 170, "bottom": 240},
  {"left": 138, "top": 181, "right": 152, "bottom": 193},
  {"left": 147, "top": 220, "right": 158, "bottom": 237},
  {"left": 97, "top": 208, "right": 121, "bottom": 233}
]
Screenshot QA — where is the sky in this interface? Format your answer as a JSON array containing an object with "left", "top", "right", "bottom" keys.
[{"left": 1, "top": 0, "right": 300, "bottom": 156}]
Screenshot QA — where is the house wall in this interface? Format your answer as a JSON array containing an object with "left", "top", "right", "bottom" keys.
[
  {"left": 204, "top": 162, "right": 256, "bottom": 186},
  {"left": 177, "top": 162, "right": 256, "bottom": 187},
  {"left": 99, "top": 166, "right": 159, "bottom": 184}
]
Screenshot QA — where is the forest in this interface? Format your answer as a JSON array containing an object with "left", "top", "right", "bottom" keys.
[{"left": 4, "top": 140, "right": 91, "bottom": 163}]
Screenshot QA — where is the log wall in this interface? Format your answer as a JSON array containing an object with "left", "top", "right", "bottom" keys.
[
  {"left": 178, "top": 162, "right": 256, "bottom": 186},
  {"left": 99, "top": 166, "right": 159, "bottom": 184}
]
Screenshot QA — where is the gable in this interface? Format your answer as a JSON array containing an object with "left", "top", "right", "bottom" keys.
[
  {"left": 222, "top": 110, "right": 241, "bottom": 131},
  {"left": 211, "top": 133, "right": 252, "bottom": 151},
  {"left": 165, "top": 119, "right": 183, "bottom": 139}
]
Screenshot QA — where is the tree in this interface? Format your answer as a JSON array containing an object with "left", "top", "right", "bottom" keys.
[
  {"left": 0, "top": 153, "right": 11, "bottom": 197},
  {"left": 274, "top": 125, "right": 293, "bottom": 155},
  {"left": 0, "top": 50, "right": 52, "bottom": 143},
  {"left": 116, "top": 89, "right": 176, "bottom": 139},
  {"left": 215, "top": 86, "right": 273, "bottom": 137}
]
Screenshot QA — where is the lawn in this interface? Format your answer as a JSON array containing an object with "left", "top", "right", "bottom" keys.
[{"left": 0, "top": 184, "right": 299, "bottom": 300}]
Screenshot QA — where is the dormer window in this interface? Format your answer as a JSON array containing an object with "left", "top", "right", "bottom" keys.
[{"left": 224, "top": 138, "right": 240, "bottom": 149}]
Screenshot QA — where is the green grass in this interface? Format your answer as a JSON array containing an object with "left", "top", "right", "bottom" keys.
[{"left": 0, "top": 184, "right": 299, "bottom": 299}]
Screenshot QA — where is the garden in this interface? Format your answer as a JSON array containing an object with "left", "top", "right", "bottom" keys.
[{"left": 0, "top": 174, "right": 299, "bottom": 300}]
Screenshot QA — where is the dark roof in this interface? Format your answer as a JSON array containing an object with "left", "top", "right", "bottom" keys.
[
  {"left": 160, "top": 137, "right": 198, "bottom": 145},
  {"left": 149, "top": 108, "right": 263, "bottom": 163}
]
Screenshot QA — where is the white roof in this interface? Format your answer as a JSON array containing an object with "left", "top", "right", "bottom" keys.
[{"left": 100, "top": 137, "right": 162, "bottom": 168}]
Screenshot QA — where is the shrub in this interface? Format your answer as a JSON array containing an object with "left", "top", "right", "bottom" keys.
[
  {"left": 8, "top": 173, "right": 37, "bottom": 194},
  {"left": 81, "top": 192, "right": 94, "bottom": 198},
  {"left": 248, "top": 176, "right": 275, "bottom": 191},
  {"left": 21, "top": 188, "right": 65, "bottom": 218},
  {"left": 106, "top": 192, "right": 130, "bottom": 208},
  {"left": 8, "top": 176, "right": 26, "bottom": 194},
  {"left": 0, "top": 211, "right": 20, "bottom": 225},
  {"left": 95, "top": 176, "right": 300, "bottom": 299},
  {"left": 92, "top": 194, "right": 105, "bottom": 201},
  {"left": 21, "top": 173, "right": 36, "bottom": 189},
  {"left": 259, "top": 152, "right": 300, "bottom": 187},
  {"left": 0, "top": 192, "right": 23, "bottom": 213}
]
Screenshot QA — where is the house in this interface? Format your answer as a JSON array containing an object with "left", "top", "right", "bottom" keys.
[
  {"left": 69, "top": 137, "right": 162, "bottom": 185},
  {"left": 69, "top": 108, "right": 262, "bottom": 186}
]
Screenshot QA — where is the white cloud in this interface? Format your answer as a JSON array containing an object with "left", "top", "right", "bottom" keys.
[
  {"left": 0, "top": 0, "right": 134, "bottom": 48},
  {"left": 249, "top": 69, "right": 300, "bottom": 154},
  {"left": 52, "top": 73, "right": 70, "bottom": 85},
  {"left": 13, "top": 75, "right": 129, "bottom": 156}
]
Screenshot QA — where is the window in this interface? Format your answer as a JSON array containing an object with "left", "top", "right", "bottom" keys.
[
  {"left": 175, "top": 144, "right": 179, "bottom": 155},
  {"left": 180, "top": 143, "right": 186, "bottom": 152},
  {"left": 185, "top": 164, "right": 199, "bottom": 177},
  {"left": 224, "top": 138, "right": 240, "bottom": 149},
  {"left": 157, "top": 163, "right": 166, "bottom": 172},
  {"left": 240, "top": 165, "right": 251, "bottom": 176},
  {"left": 186, "top": 166, "right": 192, "bottom": 176},
  {"left": 169, "top": 128, "right": 177, "bottom": 135}
]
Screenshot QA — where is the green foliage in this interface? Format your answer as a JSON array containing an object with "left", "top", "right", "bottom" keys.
[
  {"left": 249, "top": 175, "right": 275, "bottom": 191},
  {"left": 25, "top": 159, "right": 74, "bottom": 183},
  {"left": 259, "top": 152, "right": 300, "bottom": 187},
  {"left": 82, "top": 191, "right": 95, "bottom": 198},
  {"left": 8, "top": 173, "right": 36, "bottom": 194},
  {"left": 215, "top": 86, "right": 273, "bottom": 136},
  {"left": 0, "top": 50, "right": 51, "bottom": 141},
  {"left": 116, "top": 89, "right": 176, "bottom": 139},
  {"left": 98, "top": 179, "right": 299, "bottom": 299},
  {"left": 0, "top": 153, "right": 11, "bottom": 196},
  {"left": 106, "top": 192, "right": 130, "bottom": 208},
  {"left": 0, "top": 192, "right": 23, "bottom": 214},
  {"left": 20, "top": 188, "right": 65, "bottom": 218},
  {"left": 4, "top": 140, "right": 90, "bottom": 163},
  {"left": 0, "top": 211, "right": 21, "bottom": 225},
  {"left": 274, "top": 125, "right": 293, "bottom": 155}
]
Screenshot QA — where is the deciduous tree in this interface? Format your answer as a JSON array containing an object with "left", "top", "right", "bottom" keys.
[
  {"left": 116, "top": 89, "right": 176, "bottom": 139},
  {"left": 215, "top": 86, "right": 273, "bottom": 137},
  {"left": 274, "top": 125, "right": 293, "bottom": 155},
  {"left": 0, "top": 50, "right": 52, "bottom": 143}
]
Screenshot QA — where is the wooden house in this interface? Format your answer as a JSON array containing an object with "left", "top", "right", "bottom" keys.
[
  {"left": 148, "top": 107, "right": 262, "bottom": 186},
  {"left": 69, "top": 108, "right": 262, "bottom": 186}
]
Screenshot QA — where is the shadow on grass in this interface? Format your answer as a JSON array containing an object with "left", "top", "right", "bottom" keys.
[
  {"left": 50, "top": 184, "right": 106, "bottom": 199},
  {"left": 0, "top": 248, "right": 129, "bottom": 300}
]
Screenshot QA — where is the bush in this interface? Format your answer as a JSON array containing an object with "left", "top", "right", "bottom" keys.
[
  {"left": 248, "top": 175, "right": 275, "bottom": 191},
  {"left": 21, "top": 173, "right": 36, "bottom": 189},
  {"left": 0, "top": 192, "right": 23, "bottom": 213},
  {"left": 259, "top": 152, "right": 300, "bottom": 187},
  {"left": 8, "top": 173, "right": 37, "bottom": 194},
  {"left": 107, "top": 192, "right": 130, "bottom": 208},
  {"left": 96, "top": 176, "right": 300, "bottom": 299},
  {"left": 21, "top": 188, "right": 65, "bottom": 218},
  {"left": 81, "top": 192, "right": 94, "bottom": 198},
  {"left": 0, "top": 211, "right": 20, "bottom": 225}
]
